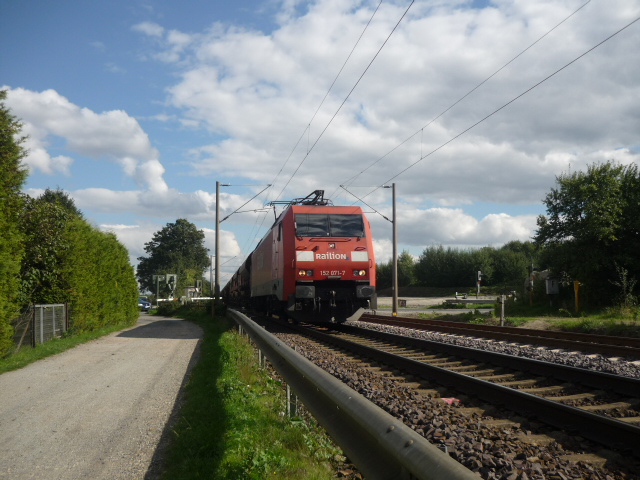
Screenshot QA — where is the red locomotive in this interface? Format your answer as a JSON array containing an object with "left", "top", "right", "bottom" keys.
[{"left": 223, "top": 191, "right": 377, "bottom": 323}]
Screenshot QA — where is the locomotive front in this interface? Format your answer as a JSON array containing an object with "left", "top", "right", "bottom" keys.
[{"left": 285, "top": 204, "right": 377, "bottom": 323}]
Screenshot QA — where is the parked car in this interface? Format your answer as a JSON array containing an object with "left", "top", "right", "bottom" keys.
[{"left": 138, "top": 297, "right": 151, "bottom": 312}]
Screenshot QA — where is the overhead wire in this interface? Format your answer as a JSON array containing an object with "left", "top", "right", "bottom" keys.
[
  {"left": 265, "top": 0, "right": 384, "bottom": 206},
  {"left": 274, "top": 0, "right": 415, "bottom": 203},
  {"left": 219, "top": 184, "right": 272, "bottom": 223},
  {"left": 340, "top": 185, "right": 391, "bottom": 222},
  {"left": 237, "top": 0, "right": 387, "bottom": 260},
  {"left": 363, "top": 12, "right": 640, "bottom": 200},
  {"left": 333, "top": 0, "right": 593, "bottom": 200}
]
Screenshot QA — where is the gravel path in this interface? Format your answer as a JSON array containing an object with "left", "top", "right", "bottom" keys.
[{"left": 0, "top": 315, "right": 202, "bottom": 480}]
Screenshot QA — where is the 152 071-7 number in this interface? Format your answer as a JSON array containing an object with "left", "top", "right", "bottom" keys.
[{"left": 321, "top": 270, "right": 345, "bottom": 276}]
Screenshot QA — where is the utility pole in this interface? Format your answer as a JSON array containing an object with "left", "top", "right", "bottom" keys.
[
  {"left": 391, "top": 183, "right": 398, "bottom": 317},
  {"left": 210, "top": 255, "right": 214, "bottom": 318},
  {"left": 214, "top": 181, "right": 221, "bottom": 317}
]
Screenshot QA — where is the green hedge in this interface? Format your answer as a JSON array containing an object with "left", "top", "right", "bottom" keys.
[{"left": 64, "top": 218, "right": 139, "bottom": 332}]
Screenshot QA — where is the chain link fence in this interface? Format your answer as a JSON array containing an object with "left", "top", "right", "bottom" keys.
[{"left": 11, "top": 304, "right": 69, "bottom": 351}]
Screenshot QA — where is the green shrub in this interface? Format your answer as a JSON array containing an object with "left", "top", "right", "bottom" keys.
[{"left": 157, "top": 301, "right": 182, "bottom": 316}]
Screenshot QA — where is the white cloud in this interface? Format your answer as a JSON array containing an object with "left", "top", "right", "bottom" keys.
[
  {"left": 370, "top": 206, "right": 538, "bottom": 263},
  {"left": 132, "top": 21, "right": 165, "bottom": 38},
  {"left": 21, "top": 141, "right": 74, "bottom": 176},
  {"left": 100, "top": 223, "right": 158, "bottom": 264},
  {"left": 146, "top": 0, "right": 637, "bottom": 208},
  {"left": 5, "top": 87, "right": 166, "bottom": 192},
  {"left": 9, "top": 0, "right": 640, "bottom": 272}
]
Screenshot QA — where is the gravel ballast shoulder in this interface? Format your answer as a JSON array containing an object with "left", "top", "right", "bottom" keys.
[{"left": 271, "top": 320, "right": 640, "bottom": 479}]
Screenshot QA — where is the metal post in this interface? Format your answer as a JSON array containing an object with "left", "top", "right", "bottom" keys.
[
  {"left": 214, "top": 181, "right": 221, "bottom": 317},
  {"left": 392, "top": 183, "right": 398, "bottom": 317},
  {"left": 214, "top": 255, "right": 217, "bottom": 317},
  {"left": 287, "top": 384, "right": 298, "bottom": 418},
  {"left": 31, "top": 307, "right": 35, "bottom": 347}
]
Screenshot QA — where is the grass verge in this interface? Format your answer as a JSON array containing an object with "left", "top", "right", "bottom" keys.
[
  {"left": 0, "top": 320, "right": 136, "bottom": 374},
  {"left": 501, "top": 302, "right": 640, "bottom": 336},
  {"left": 504, "top": 314, "right": 640, "bottom": 337},
  {"left": 416, "top": 303, "right": 640, "bottom": 337},
  {"left": 160, "top": 309, "right": 343, "bottom": 479}
]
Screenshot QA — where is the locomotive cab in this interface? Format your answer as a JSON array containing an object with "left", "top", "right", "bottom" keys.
[
  {"left": 287, "top": 207, "right": 377, "bottom": 323},
  {"left": 238, "top": 191, "right": 377, "bottom": 324}
]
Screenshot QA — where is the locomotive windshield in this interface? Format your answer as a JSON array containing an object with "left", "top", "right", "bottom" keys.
[{"left": 295, "top": 214, "right": 364, "bottom": 237}]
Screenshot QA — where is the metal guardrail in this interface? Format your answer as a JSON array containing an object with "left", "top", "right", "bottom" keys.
[{"left": 227, "top": 309, "right": 479, "bottom": 480}]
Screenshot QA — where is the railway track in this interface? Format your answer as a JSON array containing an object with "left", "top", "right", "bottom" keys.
[
  {"left": 360, "top": 313, "right": 640, "bottom": 358},
  {"left": 282, "top": 321, "right": 640, "bottom": 458}
]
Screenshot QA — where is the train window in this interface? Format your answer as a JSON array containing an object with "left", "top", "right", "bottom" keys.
[
  {"left": 329, "top": 214, "right": 364, "bottom": 237},
  {"left": 295, "top": 214, "right": 329, "bottom": 236},
  {"left": 295, "top": 214, "right": 364, "bottom": 237}
]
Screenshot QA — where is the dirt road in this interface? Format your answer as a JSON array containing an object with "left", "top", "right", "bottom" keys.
[{"left": 0, "top": 315, "right": 202, "bottom": 479}]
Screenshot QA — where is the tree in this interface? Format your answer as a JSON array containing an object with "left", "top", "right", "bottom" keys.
[
  {"left": 39, "top": 187, "right": 83, "bottom": 217},
  {"left": 397, "top": 250, "right": 416, "bottom": 287},
  {"left": 0, "top": 90, "right": 28, "bottom": 356},
  {"left": 137, "top": 219, "right": 210, "bottom": 298},
  {"left": 17, "top": 189, "right": 139, "bottom": 332},
  {"left": 487, "top": 241, "right": 536, "bottom": 289},
  {"left": 415, "top": 245, "right": 477, "bottom": 288},
  {"left": 376, "top": 261, "right": 392, "bottom": 290},
  {"left": 535, "top": 161, "right": 640, "bottom": 305},
  {"left": 376, "top": 250, "right": 416, "bottom": 291},
  {"left": 18, "top": 196, "right": 72, "bottom": 305}
]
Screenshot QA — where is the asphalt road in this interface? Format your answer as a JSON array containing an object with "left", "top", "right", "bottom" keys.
[{"left": 0, "top": 315, "right": 202, "bottom": 480}]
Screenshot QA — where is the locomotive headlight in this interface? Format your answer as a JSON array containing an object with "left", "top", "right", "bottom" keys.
[
  {"left": 353, "top": 269, "right": 367, "bottom": 276},
  {"left": 298, "top": 269, "right": 314, "bottom": 277}
]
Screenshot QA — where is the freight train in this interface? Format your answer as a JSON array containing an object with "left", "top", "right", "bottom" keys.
[{"left": 222, "top": 191, "right": 377, "bottom": 323}]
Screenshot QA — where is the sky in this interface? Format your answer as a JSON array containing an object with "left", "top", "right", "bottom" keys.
[{"left": 2, "top": 0, "right": 639, "bottom": 287}]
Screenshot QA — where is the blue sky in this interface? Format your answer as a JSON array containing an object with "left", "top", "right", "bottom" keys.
[{"left": 2, "top": 0, "right": 639, "bottom": 285}]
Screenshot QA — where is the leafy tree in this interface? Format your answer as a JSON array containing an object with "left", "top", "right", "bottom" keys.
[
  {"left": 18, "top": 196, "right": 72, "bottom": 305},
  {"left": 376, "top": 261, "right": 392, "bottom": 290},
  {"left": 137, "top": 219, "right": 210, "bottom": 298},
  {"left": 413, "top": 243, "right": 534, "bottom": 291},
  {"left": 490, "top": 247, "right": 530, "bottom": 288},
  {"left": 39, "top": 187, "right": 83, "bottom": 217},
  {"left": 17, "top": 188, "right": 139, "bottom": 332},
  {"left": 376, "top": 250, "right": 416, "bottom": 290},
  {"left": 487, "top": 241, "right": 537, "bottom": 289},
  {"left": 535, "top": 161, "right": 640, "bottom": 305},
  {"left": 397, "top": 250, "right": 416, "bottom": 287},
  {"left": 415, "top": 245, "right": 477, "bottom": 288},
  {"left": 0, "top": 90, "right": 28, "bottom": 356}
]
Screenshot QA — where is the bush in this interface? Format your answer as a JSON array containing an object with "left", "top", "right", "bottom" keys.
[{"left": 157, "top": 301, "right": 182, "bottom": 316}]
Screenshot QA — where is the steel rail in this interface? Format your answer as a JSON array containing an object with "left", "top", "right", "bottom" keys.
[
  {"left": 337, "top": 324, "right": 640, "bottom": 396},
  {"left": 227, "top": 309, "right": 480, "bottom": 480},
  {"left": 297, "top": 324, "right": 640, "bottom": 457},
  {"left": 361, "top": 313, "right": 640, "bottom": 358}
]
